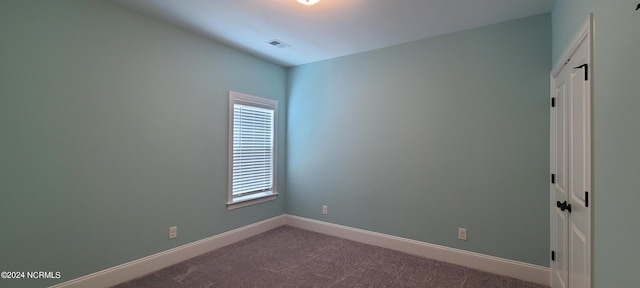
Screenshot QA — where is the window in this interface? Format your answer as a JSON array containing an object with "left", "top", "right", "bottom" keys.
[{"left": 228, "top": 91, "right": 278, "bottom": 210}]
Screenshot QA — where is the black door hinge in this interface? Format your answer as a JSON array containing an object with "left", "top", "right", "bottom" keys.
[
  {"left": 551, "top": 250, "right": 556, "bottom": 261},
  {"left": 574, "top": 64, "right": 589, "bottom": 81},
  {"left": 551, "top": 97, "right": 556, "bottom": 107},
  {"left": 585, "top": 191, "right": 589, "bottom": 207},
  {"left": 551, "top": 174, "right": 556, "bottom": 184}
]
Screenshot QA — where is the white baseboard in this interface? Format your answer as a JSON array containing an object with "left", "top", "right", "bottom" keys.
[
  {"left": 49, "top": 215, "right": 286, "bottom": 288},
  {"left": 285, "top": 214, "right": 550, "bottom": 286},
  {"left": 50, "top": 214, "right": 549, "bottom": 287}
]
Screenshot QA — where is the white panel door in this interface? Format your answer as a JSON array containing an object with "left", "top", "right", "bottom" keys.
[
  {"left": 567, "top": 35, "right": 591, "bottom": 288},
  {"left": 551, "top": 66, "right": 569, "bottom": 288},
  {"left": 550, "top": 17, "right": 591, "bottom": 288}
]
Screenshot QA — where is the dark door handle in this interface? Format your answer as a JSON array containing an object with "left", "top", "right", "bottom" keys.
[{"left": 556, "top": 201, "right": 572, "bottom": 213}]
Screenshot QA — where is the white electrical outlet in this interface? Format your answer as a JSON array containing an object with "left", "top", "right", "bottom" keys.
[
  {"left": 322, "top": 205, "right": 328, "bottom": 215},
  {"left": 458, "top": 228, "right": 467, "bottom": 240},
  {"left": 169, "top": 226, "right": 177, "bottom": 239}
]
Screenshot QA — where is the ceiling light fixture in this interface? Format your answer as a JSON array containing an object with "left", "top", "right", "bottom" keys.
[{"left": 297, "top": 0, "right": 320, "bottom": 5}]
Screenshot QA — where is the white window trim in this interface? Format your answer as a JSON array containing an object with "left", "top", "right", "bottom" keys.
[{"left": 227, "top": 91, "right": 278, "bottom": 210}]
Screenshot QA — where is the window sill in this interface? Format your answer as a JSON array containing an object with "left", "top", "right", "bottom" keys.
[{"left": 227, "top": 191, "right": 278, "bottom": 210}]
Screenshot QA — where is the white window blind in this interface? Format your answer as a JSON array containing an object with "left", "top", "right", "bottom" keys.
[
  {"left": 228, "top": 91, "right": 278, "bottom": 209},
  {"left": 232, "top": 104, "right": 274, "bottom": 196}
]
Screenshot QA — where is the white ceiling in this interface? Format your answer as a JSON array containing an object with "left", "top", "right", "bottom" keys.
[{"left": 109, "top": 0, "right": 555, "bottom": 67}]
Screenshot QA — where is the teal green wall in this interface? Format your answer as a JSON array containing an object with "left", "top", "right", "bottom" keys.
[
  {"left": 0, "top": 1, "right": 286, "bottom": 286},
  {"left": 287, "top": 14, "right": 551, "bottom": 266},
  {"left": 12, "top": 0, "right": 628, "bottom": 285},
  {"left": 553, "top": 1, "right": 640, "bottom": 287}
]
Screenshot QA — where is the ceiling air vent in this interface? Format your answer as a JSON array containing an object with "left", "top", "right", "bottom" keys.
[{"left": 267, "top": 39, "right": 290, "bottom": 48}]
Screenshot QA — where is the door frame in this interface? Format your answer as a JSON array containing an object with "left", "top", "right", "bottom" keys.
[{"left": 550, "top": 14, "right": 594, "bottom": 288}]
